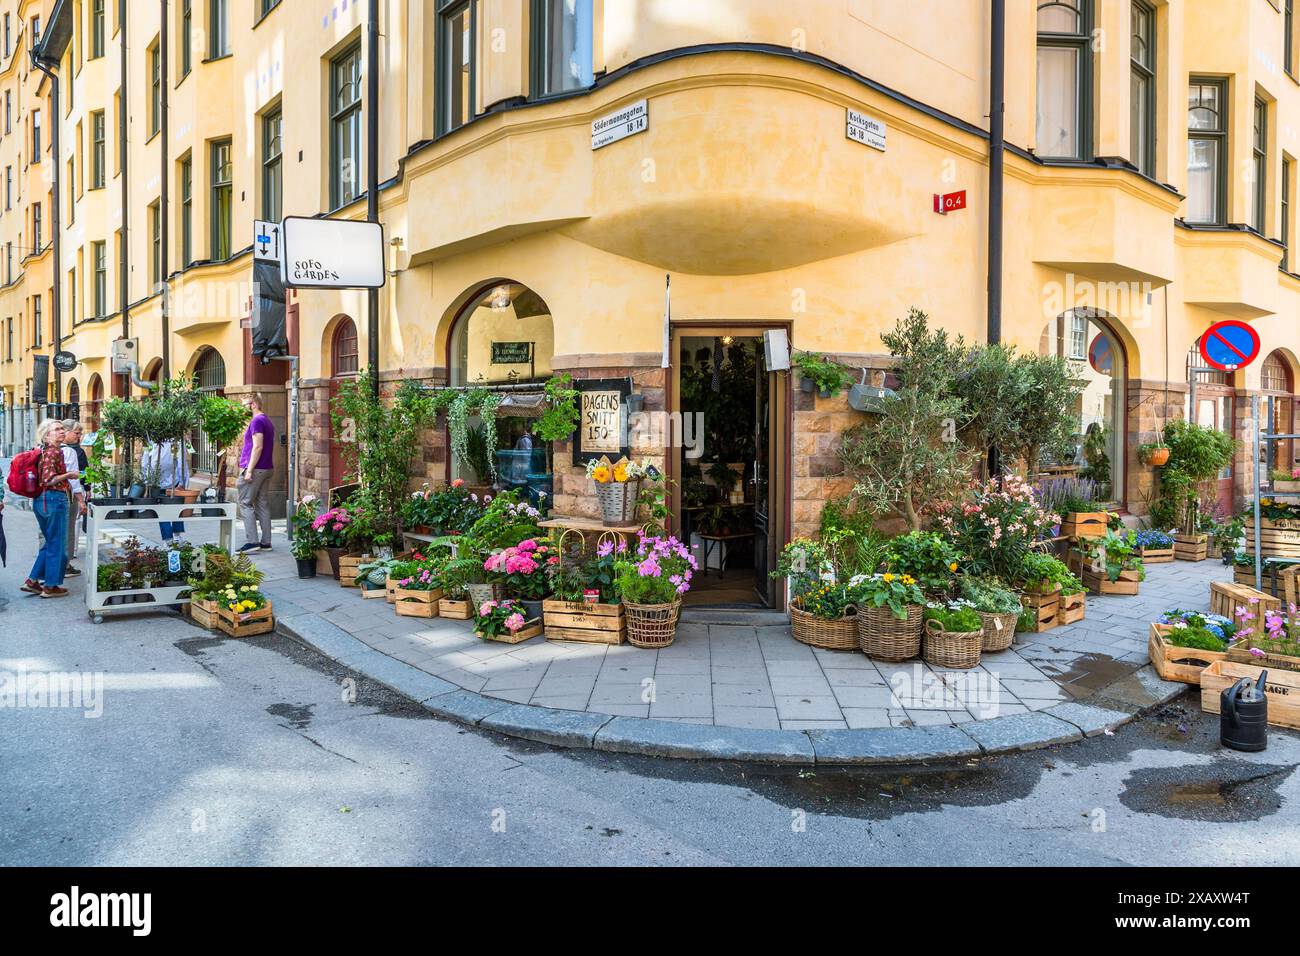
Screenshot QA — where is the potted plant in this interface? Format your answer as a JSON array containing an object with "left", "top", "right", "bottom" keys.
[
  {"left": 1149, "top": 609, "right": 1237, "bottom": 684},
  {"left": 1272, "top": 467, "right": 1300, "bottom": 494},
  {"left": 437, "top": 553, "right": 478, "bottom": 619},
  {"left": 216, "top": 585, "right": 274, "bottom": 638},
  {"left": 532, "top": 373, "right": 581, "bottom": 476},
  {"left": 186, "top": 547, "right": 262, "bottom": 629},
  {"left": 793, "top": 352, "right": 852, "bottom": 398},
  {"left": 482, "top": 538, "right": 557, "bottom": 621},
  {"left": 1134, "top": 528, "right": 1175, "bottom": 563},
  {"left": 392, "top": 557, "right": 446, "bottom": 618},
  {"left": 1155, "top": 421, "right": 1234, "bottom": 560},
  {"left": 198, "top": 393, "right": 253, "bottom": 502},
  {"left": 1014, "top": 552, "right": 1081, "bottom": 632},
  {"left": 1080, "top": 530, "right": 1145, "bottom": 595},
  {"left": 884, "top": 530, "right": 961, "bottom": 597},
  {"left": 1228, "top": 603, "right": 1300, "bottom": 672},
  {"left": 958, "top": 576, "right": 1022, "bottom": 652},
  {"left": 353, "top": 557, "right": 396, "bottom": 597},
  {"left": 586, "top": 456, "right": 651, "bottom": 526},
  {"left": 290, "top": 496, "right": 323, "bottom": 578},
  {"left": 474, "top": 598, "right": 541, "bottom": 643},
  {"left": 613, "top": 535, "right": 697, "bottom": 648},
  {"left": 850, "top": 571, "right": 927, "bottom": 661},
  {"left": 312, "top": 506, "right": 355, "bottom": 580},
  {"left": 541, "top": 539, "right": 629, "bottom": 644},
  {"left": 1139, "top": 442, "right": 1171, "bottom": 467},
  {"left": 922, "top": 602, "right": 984, "bottom": 669}
]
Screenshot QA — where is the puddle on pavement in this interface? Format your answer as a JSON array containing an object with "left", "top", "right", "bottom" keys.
[
  {"left": 1035, "top": 652, "right": 1135, "bottom": 690},
  {"left": 1119, "top": 763, "right": 1294, "bottom": 822},
  {"left": 267, "top": 702, "right": 315, "bottom": 730}
]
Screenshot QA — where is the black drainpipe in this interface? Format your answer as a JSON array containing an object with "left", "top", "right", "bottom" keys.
[
  {"left": 986, "top": 0, "right": 1005, "bottom": 479},
  {"left": 160, "top": 0, "right": 169, "bottom": 382},
  {"left": 32, "top": 53, "right": 61, "bottom": 404},
  {"left": 366, "top": 0, "right": 380, "bottom": 399},
  {"left": 118, "top": 0, "right": 129, "bottom": 356}
]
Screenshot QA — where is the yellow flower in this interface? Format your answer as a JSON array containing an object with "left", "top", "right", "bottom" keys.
[
  {"left": 592, "top": 465, "right": 612, "bottom": 484},
  {"left": 949, "top": 562, "right": 958, "bottom": 572},
  {"left": 902, "top": 575, "right": 915, "bottom": 585},
  {"left": 882, "top": 573, "right": 895, "bottom": 583},
  {"left": 613, "top": 464, "right": 629, "bottom": 482}
]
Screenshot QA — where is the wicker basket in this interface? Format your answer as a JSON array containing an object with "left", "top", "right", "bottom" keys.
[
  {"left": 466, "top": 582, "right": 504, "bottom": 611},
  {"left": 978, "top": 610, "right": 1018, "bottom": 652},
  {"left": 923, "top": 619, "right": 983, "bottom": 669},
  {"left": 625, "top": 599, "right": 681, "bottom": 648},
  {"left": 857, "top": 604, "right": 923, "bottom": 661},
  {"left": 790, "top": 603, "right": 859, "bottom": 651}
]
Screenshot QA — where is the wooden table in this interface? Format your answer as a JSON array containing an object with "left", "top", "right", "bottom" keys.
[
  {"left": 697, "top": 532, "right": 755, "bottom": 577},
  {"left": 539, "top": 516, "right": 644, "bottom": 548}
]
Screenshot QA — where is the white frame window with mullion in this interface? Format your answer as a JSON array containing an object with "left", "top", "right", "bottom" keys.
[
  {"left": 1253, "top": 97, "right": 1268, "bottom": 235},
  {"left": 436, "top": 0, "right": 476, "bottom": 135},
  {"left": 531, "top": 0, "right": 594, "bottom": 99},
  {"left": 1187, "top": 78, "right": 1227, "bottom": 225},
  {"left": 1130, "top": 0, "right": 1155, "bottom": 177},
  {"left": 1036, "top": 0, "right": 1093, "bottom": 161},
  {"left": 329, "top": 45, "right": 363, "bottom": 209}
]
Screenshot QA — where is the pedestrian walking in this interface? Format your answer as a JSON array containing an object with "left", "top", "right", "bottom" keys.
[
  {"left": 61, "top": 420, "right": 87, "bottom": 575},
  {"left": 22, "top": 419, "right": 77, "bottom": 598},
  {"left": 236, "top": 393, "right": 275, "bottom": 553},
  {"left": 143, "top": 438, "right": 191, "bottom": 542}
]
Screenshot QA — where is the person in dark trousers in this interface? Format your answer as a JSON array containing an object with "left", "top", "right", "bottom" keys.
[
  {"left": 23, "top": 419, "right": 77, "bottom": 598},
  {"left": 236, "top": 393, "right": 275, "bottom": 553},
  {"left": 62, "top": 420, "right": 88, "bottom": 574}
]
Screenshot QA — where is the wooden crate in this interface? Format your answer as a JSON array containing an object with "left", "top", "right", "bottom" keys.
[
  {"left": 188, "top": 598, "right": 220, "bottom": 631},
  {"left": 1274, "top": 480, "right": 1300, "bottom": 493},
  {"left": 1083, "top": 568, "right": 1139, "bottom": 596},
  {"left": 1209, "top": 580, "right": 1280, "bottom": 621},
  {"left": 337, "top": 553, "right": 370, "bottom": 588},
  {"left": 1226, "top": 645, "right": 1300, "bottom": 673},
  {"left": 394, "top": 587, "right": 443, "bottom": 618},
  {"left": 1244, "top": 526, "right": 1300, "bottom": 559},
  {"left": 1020, "top": 590, "right": 1060, "bottom": 631},
  {"left": 438, "top": 598, "right": 473, "bottom": 619},
  {"left": 1174, "top": 534, "right": 1208, "bottom": 562},
  {"left": 543, "top": 599, "right": 626, "bottom": 645},
  {"left": 315, "top": 551, "right": 334, "bottom": 577},
  {"left": 359, "top": 585, "right": 387, "bottom": 600},
  {"left": 385, "top": 575, "right": 400, "bottom": 604},
  {"left": 475, "top": 621, "right": 544, "bottom": 644},
  {"left": 1138, "top": 547, "right": 1175, "bottom": 564},
  {"left": 1060, "top": 511, "right": 1108, "bottom": 539},
  {"left": 1148, "top": 622, "right": 1227, "bottom": 685},
  {"left": 1058, "top": 590, "right": 1086, "bottom": 624},
  {"left": 217, "top": 604, "right": 274, "bottom": 638},
  {"left": 1200, "top": 660, "right": 1300, "bottom": 731}
]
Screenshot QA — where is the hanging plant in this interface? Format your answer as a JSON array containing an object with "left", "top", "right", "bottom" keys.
[{"left": 480, "top": 392, "right": 501, "bottom": 480}]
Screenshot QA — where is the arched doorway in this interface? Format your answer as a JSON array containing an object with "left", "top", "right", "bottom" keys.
[
  {"left": 328, "top": 315, "right": 359, "bottom": 488},
  {"left": 193, "top": 348, "right": 227, "bottom": 476},
  {"left": 1186, "top": 338, "right": 1235, "bottom": 514},
  {"left": 445, "top": 282, "right": 554, "bottom": 492},
  {"left": 67, "top": 379, "right": 81, "bottom": 422},
  {"left": 142, "top": 358, "right": 163, "bottom": 393},
  {"left": 1039, "top": 309, "right": 1127, "bottom": 506},
  {"left": 1261, "top": 350, "right": 1297, "bottom": 477},
  {"left": 86, "top": 374, "right": 104, "bottom": 434}
]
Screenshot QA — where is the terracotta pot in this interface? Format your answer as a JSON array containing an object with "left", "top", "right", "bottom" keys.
[{"left": 1144, "top": 446, "right": 1170, "bottom": 467}]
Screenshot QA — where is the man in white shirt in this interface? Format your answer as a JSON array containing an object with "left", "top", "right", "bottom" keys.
[{"left": 59, "top": 425, "right": 84, "bottom": 577}]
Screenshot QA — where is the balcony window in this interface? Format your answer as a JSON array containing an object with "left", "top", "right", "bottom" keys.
[
  {"left": 1187, "top": 79, "right": 1226, "bottom": 225},
  {"left": 532, "top": 0, "right": 594, "bottom": 98},
  {"left": 1130, "top": 1, "right": 1155, "bottom": 177},
  {"left": 1036, "top": 1, "right": 1092, "bottom": 160}
]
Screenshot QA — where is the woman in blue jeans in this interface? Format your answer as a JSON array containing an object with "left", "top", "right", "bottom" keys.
[{"left": 22, "top": 419, "right": 77, "bottom": 598}]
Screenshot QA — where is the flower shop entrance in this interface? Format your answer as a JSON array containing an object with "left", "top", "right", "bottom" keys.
[{"left": 669, "top": 324, "right": 790, "bottom": 608}]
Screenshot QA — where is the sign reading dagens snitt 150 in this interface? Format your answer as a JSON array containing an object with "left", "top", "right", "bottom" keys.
[{"left": 280, "top": 216, "right": 386, "bottom": 290}]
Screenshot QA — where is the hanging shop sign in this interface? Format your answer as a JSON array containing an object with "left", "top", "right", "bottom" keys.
[
  {"left": 491, "top": 342, "right": 534, "bottom": 365},
  {"left": 52, "top": 351, "right": 78, "bottom": 373},
  {"left": 280, "top": 216, "right": 386, "bottom": 290},
  {"left": 1200, "top": 319, "right": 1261, "bottom": 372},
  {"left": 592, "top": 99, "right": 648, "bottom": 150},
  {"left": 572, "top": 377, "right": 632, "bottom": 466},
  {"left": 846, "top": 109, "right": 887, "bottom": 151}
]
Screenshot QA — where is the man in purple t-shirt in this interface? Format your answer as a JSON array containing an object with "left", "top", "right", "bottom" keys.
[{"left": 236, "top": 392, "right": 276, "bottom": 552}]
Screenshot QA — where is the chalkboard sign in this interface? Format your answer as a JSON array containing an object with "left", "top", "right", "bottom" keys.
[
  {"left": 491, "top": 342, "right": 533, "bottom": 365},
  {"left": 572, "top": 377, "right": 632, "bottom": 466}
]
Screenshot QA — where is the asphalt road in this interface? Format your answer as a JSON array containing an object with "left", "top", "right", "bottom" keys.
[{"left": 1, "top": 505, "right": 1298, "bottom": 867}]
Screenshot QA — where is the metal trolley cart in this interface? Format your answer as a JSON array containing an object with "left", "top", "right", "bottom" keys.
[{"left": 85, "top": 500, "right": 237, "bottom": 624}]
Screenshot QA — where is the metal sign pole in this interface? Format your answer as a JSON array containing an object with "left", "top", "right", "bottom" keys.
[{"left": 1254, "top": 395, "right": 1263, "bottom": 591}]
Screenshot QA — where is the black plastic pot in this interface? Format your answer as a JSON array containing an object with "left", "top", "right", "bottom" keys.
[
  {"left": 296, "top": 558, "right": 318, "bottom": 579},
  {"left": 799, "top": 376, "right": 816, "bottom": 393}
]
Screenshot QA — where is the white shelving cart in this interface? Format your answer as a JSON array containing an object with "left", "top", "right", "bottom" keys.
[{"left": 85, "top": 500, "right": 238, "bottom": 623}]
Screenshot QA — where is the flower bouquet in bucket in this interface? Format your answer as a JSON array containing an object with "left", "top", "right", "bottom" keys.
[
  {"left": 586, "top": 456, "right": 652, "bottom": 526},
  {"left": 613, "top": 535, "right": 698, "bottom": 648}
]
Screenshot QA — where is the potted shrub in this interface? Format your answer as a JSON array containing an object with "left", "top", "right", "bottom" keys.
[
  {"left": 290, "top": 496, "right": 323, "bottom": 578},
  {"left": 312, "top": 506, "right": 355, "bottom": 580},
  {"left": 850, "top": 571, "right": 927, "bottom": 661},
  {"left": 1156, "top": 421, "right": 1234, "bottom": 559},
  {"left": 613, "top": 535, "right": 698, "bottom": 648},
  {"left": 1272, "top": 467, "right": 1300, "bottom": 494},
  {"left": 922, "top": 602, "right": 984, "bottom": 669},
  {"left": 958, "top": 576, "right": 1022, "bottom": 652},
  {"left": 936, "top": 476, "right": 1059, "bottom": 585},
  {"left": 883, "top": 530, "right": 961, "bottom": 598},
  {"left": 437, "top": 554, "right": 477, "bottom": 619},
  {"left": 1139, "top": 442, "right": 1171, "bottom": 467},
  {"left": 1149, "top": 609, "right": 1236, "bottom": 684},
  {"left": 1080, "top": 530, "right": 1145, "bottom": 595},
  {"left": 474, "top": 598, "right": 541, "bottom": 643}
]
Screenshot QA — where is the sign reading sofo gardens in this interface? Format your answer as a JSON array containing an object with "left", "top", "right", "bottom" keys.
[
  {"left": 846, "top": 109, "right": 887, "bottom": 151},
  {"left": 280, "top": 216, "right": 386, "bottom": 289},
  {"left": 592, "top": 100, "right": 648, "bottom": 150}
]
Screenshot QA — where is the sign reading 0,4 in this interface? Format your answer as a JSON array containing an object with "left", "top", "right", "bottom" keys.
[{"left": 572, "top": 377, "right": 633, "bottom": 466}]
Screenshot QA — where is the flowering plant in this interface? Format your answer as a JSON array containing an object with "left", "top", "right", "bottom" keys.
[
  {"left": 395, "top": 555, "right": 447, "bottom": 592},
  {"left": 474, "top": 599, "right": 532, "bottom": 640},
  {"left": 1270, "top": 467, "right": 1300, "bottom": 482},
  {"left": 1234, "top": 601, "right": 1300, "bottom": 659},
  {"left": 884, "top": 530, "right": 961, "bottom": 593},
  {"left": 794, "top": 581, "right": 857, "bottom": 620},
  {"left": 935, "top": 476, "right": 1059, "bottom": 583},
  {"left": 1159, "top": 608, "right": 1236, "bottom": 642},
  {"left": 465, "top": 489, "right": 541, "bottom": 549},
  {"left": 1135, "top": 528, "right": 1175, "bottom": 550},
  {"left": 310, "top": 506, "right": 353, "bottom": 549},
  {"left": 483, "top": 538, "right": 560, "bottom": 599},
  {"left": 958, "top": 575, "right": 1022, "bottom": 615},
  {"left": 585, "top": 456, "right": 651, "bottom": 484},
  {"left": 290, "top": 495, "right": 324, "bottom": 559},
  {"left": 613, "top": 535, "right": 698, "bottom": 604},
  {"left": 848, "top": 572, "right": 926, "bottom": 620},
  {"left": 218, "top": 584, "right": 268, "bottom": 616},
  {"left": 402, "top": 480, "right": 485, "bottom": 534}
]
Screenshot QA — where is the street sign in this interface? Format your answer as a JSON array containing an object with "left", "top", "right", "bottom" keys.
[
  {"left": 280, "top": 216, "right": 386, "bottom": 289},
  {"left": 591, "top": 99, "right": 648, "bottom": 150},
  {"left": 1088, "top": 333, "right": 1113, "bottom": 374},
  {"left": 846, "top": 109, "right": 887, "bottom": 151},
  {"left": 52, "top": 350, "right": 78, "bottom": 373},
  {"left": 933, "top": 190, "right": 967, "bottom": 214},
  {"left": 1199, "top": 319, "right": 1261, "bottom": 372},
  {"left": 253, "top": 219, "right": 282, "bottom": 264}
]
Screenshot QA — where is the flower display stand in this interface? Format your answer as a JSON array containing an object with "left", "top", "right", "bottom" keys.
[
  {"left": 86, "top": 500, "right": 237, "bottom": 625},
  {"left": 1147, "top": 622, "right": 1227, "bottom": 685},
  {"left": 1200, "top": 661, "right": 1300, "bottom": 730},
  {"left": 543, "top": 600, "right": 627, "bottom": 645},
  {"left": 217, "top": 604, "right": 274, "bottom": 638}
]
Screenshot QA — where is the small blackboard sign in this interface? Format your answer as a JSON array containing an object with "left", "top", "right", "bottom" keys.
[
  {"left": 491, "top": 341, "right": 533, "bottom": 365},
  {"left": 572, "top": 377, "right": 633, "bottom": 466}
]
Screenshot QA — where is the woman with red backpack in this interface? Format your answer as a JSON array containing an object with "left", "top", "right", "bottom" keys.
[{"left": 20, "top": 419, "right": 78, "bottom": 598}]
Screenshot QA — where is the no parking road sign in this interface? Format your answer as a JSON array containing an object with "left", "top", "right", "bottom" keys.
[{"left": 1199, "top": 320, "right": 1261, "bottom": 372}]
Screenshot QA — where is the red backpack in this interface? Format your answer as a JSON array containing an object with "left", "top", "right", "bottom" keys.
[{"left": 6, "top": 447, "right": 43, "bottom": 498}]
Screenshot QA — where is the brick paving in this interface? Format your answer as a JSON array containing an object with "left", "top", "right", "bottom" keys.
[{"left": 258, "top": 548, "right": 1226, "bottom": 733}]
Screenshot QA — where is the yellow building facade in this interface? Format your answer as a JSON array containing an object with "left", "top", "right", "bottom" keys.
[{"left": 12, "top": 1, "right": 1300, "bottom": 583}]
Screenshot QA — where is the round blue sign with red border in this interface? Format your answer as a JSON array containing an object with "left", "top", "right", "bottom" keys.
[{"left": 1199, "top": 320, "right": 1261, "bottom": 372}]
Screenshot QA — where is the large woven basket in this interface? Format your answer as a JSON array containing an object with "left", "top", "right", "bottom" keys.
[
  {"left": 923, "top": 619, "right": 983, "bottom": 669},
  {"left": 978, "top": 611, "right": 1018, "bottom": 652},
  {"left": 857, "top": 604, "right": 923, "bottom": 661},
  {"left": 625, "top": 599, "right": 681, "bottom": 648},
  {"left": 466, "top": 582, "right": 504, "bottom": 611},
  {"left": 790, "top": 603, "right": 858, "bottom": 651}
]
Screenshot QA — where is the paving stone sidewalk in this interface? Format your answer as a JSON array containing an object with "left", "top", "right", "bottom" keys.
[{"left": 257, "top": 548, "right": 1225, "bottom": 734}]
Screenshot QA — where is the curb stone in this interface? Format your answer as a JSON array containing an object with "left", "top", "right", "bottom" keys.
[{"left": 275, "top": 613, "right": 1184, "bottom": 766}]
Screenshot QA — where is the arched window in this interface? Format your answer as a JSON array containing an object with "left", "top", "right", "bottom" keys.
[
  {"left": 193, "top": 348, "right": 227, "bottom": 475},
  {"left": 1039, "top": 309, "right": 1126, "bottom": 505},
  {"left": 86, "top": 374, "right": 104, "bottom": 433},
  {"left": 1260, "top": 351, "right": 1296, "bottom": 473},
  {"left": 1262, "top": 353, "right": 1291, "bottom": 393},
  {"left": 331, "top": 317, "right": 359, "bottom": 376},
  {"left": 67, "top": 379, "right": 80, "bottom": 422},
  {"left": 1186, "top": 336, "right": 1234, "bottom": 513}
]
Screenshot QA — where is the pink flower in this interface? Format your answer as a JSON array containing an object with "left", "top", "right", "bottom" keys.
[
  {"left": 1249, "top": 647, "right": 1267, "bottom": 658},
  {"left": 504, "top": 613, "right": 526, "bottom": 632},
  {"left": 452, "top": 478, "right": 465, "bottom": 488},
  {"left": 479, "top": 600, "right": 497, "bottom": 615}
]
